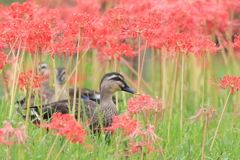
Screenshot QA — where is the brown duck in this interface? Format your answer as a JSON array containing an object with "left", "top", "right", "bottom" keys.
[
  {"left": 55, "top": 67, "right": 122, "bottom": 103},
  {"left": 30, "top": 72, "right": 140, "bottom": 130}
]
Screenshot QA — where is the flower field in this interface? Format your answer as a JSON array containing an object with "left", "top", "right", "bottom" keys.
[{"left": 0, "top": 0, "right": 240, "bottom": 159}]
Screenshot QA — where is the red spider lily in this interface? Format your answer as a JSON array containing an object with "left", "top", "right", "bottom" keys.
[
  {"left": 0, "top": 52, "right": 15, "bottom": 70},
  {"left": 232, "top": 35, "right": 240, "bottom": 49},
  {"left": 17, "top": 70, "right": 43, "bottom": 91},
  {"left": 164, "top": 32, "right": 218, "bottom": 57},
  {"left": 102, "top": 42, "right": 137, "bottom": 60},
  {"left": 212, "top": 75, "right": 240, "bottom": 94},
  {"left": 25, "top": 21, "right": 52, "bottom": 54},
  {"left": 124, "top": 140, "right": 162, "bottom": 156},
  {"left": 0, "top": 2, "right": 60, "bottom": 53},
  {"left": 103, "top": 115, "right": 138, "bottom": 136},
  {"left": 0, "top": 121, "right": 27, "bottom": 146},
  {"left": 107, "top": 7, "right": 130, "bottom": 29},
  {"left": 127, "top": 94, "right": 165, "bottom": 115},
  {"left": 67, "top": 13, "right": 93, "bottom": 34},
  {"left": 193, "top": 0, "right": 231, "bottom": 34},
  {"left": 42, "top": 113, "right": 86, "bottom": 144},
  {"left": 8, "top": 1, "right": 35, "bottom": 20}
]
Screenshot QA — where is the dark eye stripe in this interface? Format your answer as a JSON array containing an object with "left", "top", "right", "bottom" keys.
[
  {"left": 41, "top": 66, "right": 47, "bottom": 69},
  {"left": 110, "top": 77, "right": 122, "bottom": 81}
]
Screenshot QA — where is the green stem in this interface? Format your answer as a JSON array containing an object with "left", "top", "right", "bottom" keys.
[
  {"left": 139, "top": 40, "right": 148, "bottom": 92},
  {"left": 151, "top": 48, "right": 156, "bottom": 96},
  {"left": 167, "top": 53, "right": 180, "bottom": 141},
  {"left": 25, "top": 55, "right": 37, "bottom": 130},
  {"left": 54, "top": 140, "right": 69, "bottom": 160},
  {"left": 46, "top": 135, "right": 60, "bottom": 160},
  {"left": 120, "top": 59, "right": 152, "bottom": 92},
  {"left": 202, "top": 54, "right": 206, "bottom": 108},
  {"left": 210, "top": 90, "right": 231, "bottom": 151},
  {"left": 73, "top": 27, "right": 82, "bottom": 116},
  {"left": 57, "top": 41, "right": 91, "bottom": 100},
  {"left": 161, "top": 49, "right": 166, "bottom": 100},
  {"left": 201, "top": 119, "right": 208, "bottom": 160},
  {"left": 180, "top": 53, "right": 184, "bottom": 134},
  {"left": 6, "top": 145, "right": 11, "bottom": 160},
  {"left": 137, "top": 33, "right": 141, "bottom": 92},
  {"left": 114, "top": 132, "right": 122, "bottom": 160},
  {"left": 9, "top": 40, "right": 22, "bottom": 118}
]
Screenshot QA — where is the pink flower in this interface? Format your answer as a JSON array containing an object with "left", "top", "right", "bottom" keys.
[
  {"left": 0, "top": 121, "right": 27, "bottom": 146},
  {"left": 125, "top": 125, "right": 166, "bottom": 142},
  {"left": 127, "top": 94, "right": 165, "bottom": 115}
]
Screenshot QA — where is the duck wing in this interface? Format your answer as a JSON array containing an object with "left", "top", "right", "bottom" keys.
[{"left": 30, "top": 99, "right": 97, "bottom": 122}]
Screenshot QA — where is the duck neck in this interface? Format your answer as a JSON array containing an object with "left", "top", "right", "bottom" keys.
[
  {"left": 57, "top": 85, "right": 67, "bottom": 100},
  {"left": 41, "top": 81, "right": 49, "bottom": 90},
  {"left": 99, "top": 91, "right": 115, "bottom": 109},
  {"left": 41, "top": 75, "right": 50, "bottom": 90}
]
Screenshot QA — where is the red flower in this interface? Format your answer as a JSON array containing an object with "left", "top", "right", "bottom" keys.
[
  {"left": 103, "top": 115, "right": 138, "bottom": 136},
  {"left": 0, "top": 121, "right": 27, "bottom": 146},
  {"left": 164, "top": 32, "right": 218, "bottom": 57},
  {"left": 213, "top": 75, "right": 240, "bottom": 94},
  {"left": 232, "top": 35, "right": 240, "bottom": 49},
  {"left": 8, "top": 2, "right": 35, "bottom": 20},
  {"left": 107, "top": 7, "right": 129, "bottom": 29},
  {"left": 127, "top": 94, "right": 165, "bottom": 115},
  {"left": 0, "top": 52, "right": 15, "bottom": 70},
  {"left": 42, "top": 113, "right": 86, "bottom": 144},
  {"left": 25, "top": 21, "right": 52, "bottom": 54},
  {"left": 102, "top": 41, "right": 137, "bottom": 60},
  {"left": 17, "top": 70, "right": 43, "bottom": 91}
]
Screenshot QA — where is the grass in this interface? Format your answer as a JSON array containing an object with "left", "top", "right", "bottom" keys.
[
  {"left": 0, "top": 1, "right": 240, "bottom": 159},
  {"left": 0, "top": 52, "right": 240, "bottom": 160}
]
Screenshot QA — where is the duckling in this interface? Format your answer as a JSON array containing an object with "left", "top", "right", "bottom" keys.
[{"left": 30, "top": 72, "right": 140, "bottom": 130}]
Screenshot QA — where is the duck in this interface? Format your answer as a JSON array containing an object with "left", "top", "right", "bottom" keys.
[
  {"left": 29, "top": 72, "right": 140, "bottom": 130},
  {"left": 54, "top": 67, "right": 122, "bottom": 103},
  {"left": 53, "top": 67, "right": 99, "bottom": 101},
  {"left": 16, "top": 62, "right": 54, "bottom": 108}
]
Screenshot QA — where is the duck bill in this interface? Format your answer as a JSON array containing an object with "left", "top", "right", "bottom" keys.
[
  {"left": 121, "top": 86, "right": 141, "bottom": 95},
  {"left": 53, "top": 84, "right": 61, "bottom": 87}
]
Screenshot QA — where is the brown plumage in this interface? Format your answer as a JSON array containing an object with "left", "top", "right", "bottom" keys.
[{"left": 30, "top": 72, "right": 140, "bottom": 130}]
